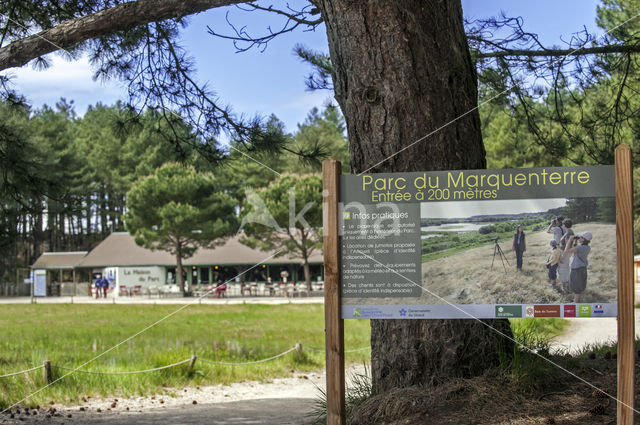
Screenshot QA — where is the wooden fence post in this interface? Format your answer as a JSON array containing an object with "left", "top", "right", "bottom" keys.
[
  {"left": 615, "top": 144, "right": 635, "bottom": 425},
  {"left": 43, "top": 360, "right": 52, "bottom": 384},
  {"left": 188, "top": 355, "right": 197, "bottom": 374},
  {"left": 323, "top": 158, "right": 346, "bottom": 425}
]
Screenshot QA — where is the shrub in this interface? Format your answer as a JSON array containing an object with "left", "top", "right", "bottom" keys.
[{"left": 478, "top": 225, "right": 495, "bottom": 234}]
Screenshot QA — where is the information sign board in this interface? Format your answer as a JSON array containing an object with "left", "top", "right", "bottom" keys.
[
  {"left": 339, "top": 166, "right": 616, "bottom": 319},
  {"left": 34, "top": 270, "right": 47, "bottom": 297}
]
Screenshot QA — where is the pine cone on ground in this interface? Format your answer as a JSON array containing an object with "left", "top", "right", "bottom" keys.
[{"left": 588, "top": 404, "right": 607, "bottom": 415}]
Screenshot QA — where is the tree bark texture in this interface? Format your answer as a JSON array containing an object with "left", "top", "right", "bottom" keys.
[
  {"left": 319, "top": 0, "right": 485, "bottom": 175},
  {"left": 0, "top": 0, "right": 245, "bottom": 71},
  {"left": 317, "top": 0, "right": 513, "bottom": 394},
  {"left": 303, "top": 260, "right": 311, "bottom": 291},
  {"left": 176, "top": 245, "right": 185, "bottom": 295}
]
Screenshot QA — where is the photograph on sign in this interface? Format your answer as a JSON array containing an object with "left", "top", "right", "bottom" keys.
[
  {"left": 339, "top": 166, "right": 617, "bottom": 319},
  {"left": 418, "top": 197, "right": 616, "bottom": 305}
]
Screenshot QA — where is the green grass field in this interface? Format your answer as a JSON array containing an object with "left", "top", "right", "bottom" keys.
[
  {"left": 0, "top": 304, "right": 370, "bottom": 409},
  {"left": 0, "top": 304, "right": 570, "bottom": 410}
]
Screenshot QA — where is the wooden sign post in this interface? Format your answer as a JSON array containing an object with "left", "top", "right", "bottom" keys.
[
  {"left": 323, "top": 152, "right": 633, "bottom": 425},
  {"left": 615, "top": 144, "right": 635, "bottom": 425},
  {"left": 322, "top": 158, "right": 346, "bottom": 425}
]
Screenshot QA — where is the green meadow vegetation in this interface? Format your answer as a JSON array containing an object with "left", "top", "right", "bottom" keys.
[
  {"left": 421, "top": 229, "right": 513, "bottom": 262},
  {"left": 421, "top": 218, "right": 549, "bottom": 262},
  {"left": 0, "top": 304, "right": 370, "bottom": 409},
  {"left": 0, "top": 304, "right": 574, "bottom": 410},
  {"left": 510, "top": 318, "right": 569, "bottom": 346}
]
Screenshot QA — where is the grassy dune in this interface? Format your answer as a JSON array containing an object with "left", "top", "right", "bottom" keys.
[{"left": 419, "top": 222, "right": 616, "bottom": 305}]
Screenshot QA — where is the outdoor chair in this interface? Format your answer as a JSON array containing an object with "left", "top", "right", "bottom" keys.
[
  {"left": 147, "top": 285, "right": 159, "bottom": 298},
  {"left": 265, "top": 283, "right": 275, "bottom": 296},
  {"left": 118, "top": 285, "right": 129, "bottom": 297},
  {"left": 241, "top": 283, "right": 252, "bottom": 296},
  {"left": 132, "top": 285, "right": 142, "bottom": 296},
  {"left": 168, "top": 285, "right": 181, "bottom": 297},
  {"left": 295, "top": 283, "right": 309, "bottom": 297},
  {"left": 275, "top": 283, "right": 286, "bottom": 297},
  {"left": 285, "top": 283, "right": 296, "bottom": 298},
  {"left": 227, "top": 282, "right": 240, "bottom": 296},
  {"left": 158, "top": 286, "right": 170, "bottom": 298}
]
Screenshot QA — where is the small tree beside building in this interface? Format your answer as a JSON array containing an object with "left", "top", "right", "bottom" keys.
[
  {"left": 125, "top": 163, "right": 237, "bottom": 294},
  {"left": 239, "top": 174, "right": 322, "bottom": 290}
]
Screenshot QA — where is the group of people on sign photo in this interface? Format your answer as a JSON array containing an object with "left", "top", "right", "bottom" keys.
[
  {"left": 515, "top": 216, "right": 593, "bottom": 303},
  {"left": 414, "top": 197, "right": 616, "bottom": 307}
]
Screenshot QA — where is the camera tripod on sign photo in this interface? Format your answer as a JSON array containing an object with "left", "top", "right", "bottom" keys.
[{"left": 491, "top": 237, "right": 510, "bottom": 274}]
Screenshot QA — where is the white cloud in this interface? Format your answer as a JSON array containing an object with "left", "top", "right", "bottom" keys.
[
  {"left": 4, "top": 55, "right": 127, "bottom": 114},
  {"left": 3, "top": 53, "right": 333, "bottom": 130}
]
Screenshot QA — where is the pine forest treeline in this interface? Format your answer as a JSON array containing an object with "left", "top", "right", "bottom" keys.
[
  {"left": 3, "top": 88, "right": 639, "bottom": 282},
  {"left": 0, "top": 102, "right": 348, "bottom": 280},
  {"left": 2, "top": 93, "right": 639, "bottom": 281}
]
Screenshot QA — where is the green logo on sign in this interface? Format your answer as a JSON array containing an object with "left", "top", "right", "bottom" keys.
[
  {"left": 578, "top": 305, "right": 591, "bottom": 317},
  {"left": 343, "top": 212, "right": 351, "bottom": 220},
  {"left": 353, "top": 308, "right": 362, "bottom": 317},
  {"left": 495, "top": 305, "right": 522, "bottom": 318}
]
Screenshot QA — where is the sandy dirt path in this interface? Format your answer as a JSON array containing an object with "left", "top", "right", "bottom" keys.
[
  {"left": 0, "top": 366, "right": 368, "bottom": 425},
  {"left": 0, "top": 371, "right": 326, "bottom": 424},
  {"left": 550, "top": 308, "right": 640, "bottom": 355}
]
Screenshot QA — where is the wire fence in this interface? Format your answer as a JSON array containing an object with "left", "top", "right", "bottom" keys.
[
  {"left": 307, "top": 346, "right": 371, "bottom": 353},
  {"left": 0, "top": 365, "right": 44, "bottom": 379},
  {"left": 0, "top": 344, "right": 371, "bottom": 380},
  {"left": 198, "top": 347, "right": 298, "bottom": 366},
  {"left": 53, "top": 359, "right": 193, "bottom": 375}
]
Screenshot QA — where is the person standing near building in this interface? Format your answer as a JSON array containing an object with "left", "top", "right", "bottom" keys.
[
  {"left": 101, "top": 276, "right": 109, "bottom": 298},
  {"left": 94, "top": 276, "right": 102, "bottom": 298},
  {"left": 512, "top": 224, "right": 526, "bottom": 271}
]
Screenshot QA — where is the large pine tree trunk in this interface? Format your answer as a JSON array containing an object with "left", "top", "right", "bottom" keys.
[{"left": 318, "top": 0, "right": 513, "bottom": 394}]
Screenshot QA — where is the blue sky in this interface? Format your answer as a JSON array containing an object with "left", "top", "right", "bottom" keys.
[{"left": 4, "top": 0, "right": 602, "bottom": 134}]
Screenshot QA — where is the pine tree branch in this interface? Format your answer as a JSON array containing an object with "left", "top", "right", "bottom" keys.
[
  {"left": 0, "top": 0, "right": 248, "bottom": 71},
  {"left": 475, "top": 43, "right": 640, "bottom": 59},
  {"left": 237, "top": 3, "right": 322, "bottom": 26}
]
